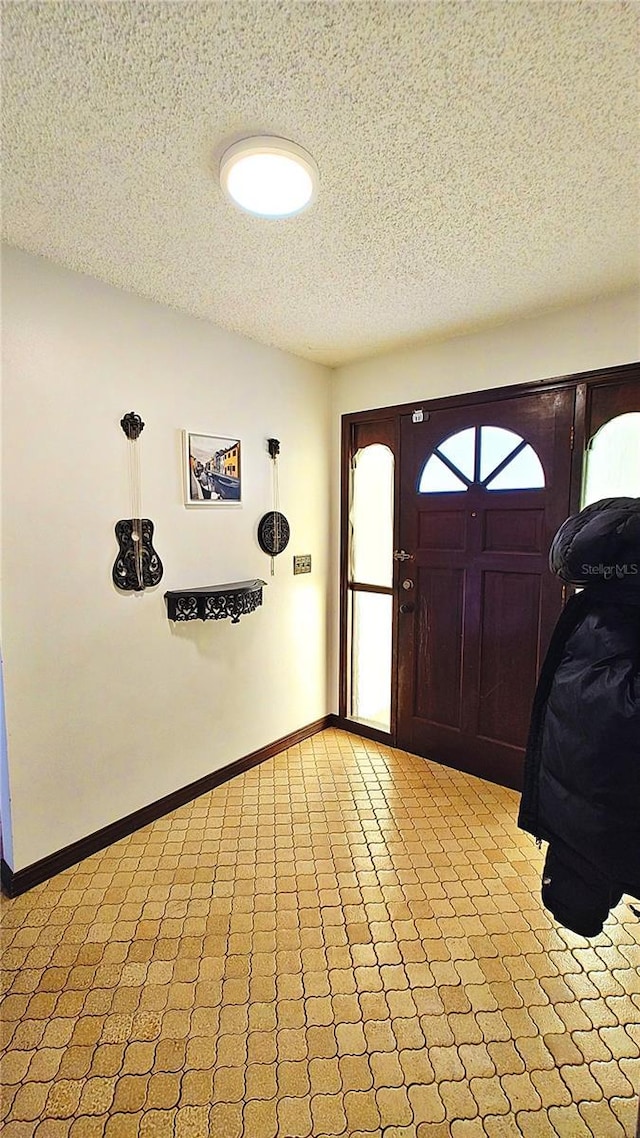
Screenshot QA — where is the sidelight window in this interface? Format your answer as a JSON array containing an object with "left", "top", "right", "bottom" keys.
[
  {"left": 583, "top": 412, "right": 640, "bottom": 505},
  {"left": 350, "top": 444, "right": 394, "bottom": 587},
  {"left": 348, "top": 443, "right": 394, "bottom": 732},
  {"left": 418, "top": 426, "right": 545, "bottom": 493}
]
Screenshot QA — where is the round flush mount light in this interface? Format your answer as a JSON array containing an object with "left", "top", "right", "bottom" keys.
[{"left": 219, "top": 136, "right": 318, "bottom": 219}]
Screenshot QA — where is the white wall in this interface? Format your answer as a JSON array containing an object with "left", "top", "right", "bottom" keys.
[
  {"left": 330, "top": 289, "right": 640, "bottom": 707},
  {"left": 1, "top": 248, "right": 332, "bottom": 871}
]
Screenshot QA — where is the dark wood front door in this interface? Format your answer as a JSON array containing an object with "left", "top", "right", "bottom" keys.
[{"left": 396, "top": 389, "right": 575, "bottom": 790}]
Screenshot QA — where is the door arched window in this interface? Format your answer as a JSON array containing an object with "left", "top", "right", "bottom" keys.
[{"left": 418, "top": 426, "right": 545, "bottom": 493}]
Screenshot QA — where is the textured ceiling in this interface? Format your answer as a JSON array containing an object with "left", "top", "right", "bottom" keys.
[{"left": 2, "top": 1, "right": 638, "bottom": 367}]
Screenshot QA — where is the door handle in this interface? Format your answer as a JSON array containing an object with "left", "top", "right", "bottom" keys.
[
  {"left": 394, "top": 550, "right": 414, "bottom": 562},
  {"left": 399, "top": 602, "right": 415, "bottom": 614}
]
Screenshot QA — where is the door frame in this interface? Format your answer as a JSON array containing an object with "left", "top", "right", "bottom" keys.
[{"left": 338, "top": 360, "right": 640, "bottom": 742}]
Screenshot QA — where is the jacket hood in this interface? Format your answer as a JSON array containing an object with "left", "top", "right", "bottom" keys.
[{"left": 549, "top": 497, "right": 640, "bottom": 586}]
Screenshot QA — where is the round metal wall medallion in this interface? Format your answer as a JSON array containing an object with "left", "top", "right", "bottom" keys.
[{"left": 258, "top": 511, "right": 290, "bottom": 556}]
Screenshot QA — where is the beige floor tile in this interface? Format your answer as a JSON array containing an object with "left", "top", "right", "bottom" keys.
[
  {"left": 469, "top": 1075, "right": 510, "bottom": 1117},
  {"left": 547, "top": 1101, "right": 593, "bottom": 1136},
  {"left": 514, "top": 1109, "right": 558, "bottom": 1137},
  {"left": 578, "top": 1096, "right": 628, "bottom": 1137},
  {"left": 2, "top": 728, "right": 639, "bottom": 1137}
]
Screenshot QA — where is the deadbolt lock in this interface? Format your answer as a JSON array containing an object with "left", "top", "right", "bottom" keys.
[{"left": 402, "top": 579, "right": 414, "bottom": 590}]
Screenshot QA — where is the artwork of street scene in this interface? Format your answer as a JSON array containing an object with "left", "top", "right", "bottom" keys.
[{"left": 185, "top": 433, "right": 241, "bottom": 504}]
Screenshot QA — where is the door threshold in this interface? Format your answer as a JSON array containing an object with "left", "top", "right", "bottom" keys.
[{"left": 332, "top": 716, "right": 393, "bottom": 746}]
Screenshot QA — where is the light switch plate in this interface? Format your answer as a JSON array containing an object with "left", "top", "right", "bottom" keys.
[{"left": 293, "top": 554, "right": 312, "bottom": 575}]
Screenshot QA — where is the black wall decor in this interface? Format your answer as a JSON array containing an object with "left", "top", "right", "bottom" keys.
[
  {"left": 257, "top": 511, "right": 290, "bottom": 556},
  {"left": 113, "top": 411, "right": 163, "bottom": 592},
  {"left": 113, "top": 519, "right": 163, "bottom": 591},
  {"left": 165, "top": 580, "right": 266, "bottom": 623},
  {"left": 120, "top": 411, "right": 144, "bottom": 440},
  {"left": 260, "top": 436, "right": 290, "bottom": 570}
]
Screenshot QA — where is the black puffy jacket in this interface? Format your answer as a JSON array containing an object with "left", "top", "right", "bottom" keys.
[{"left": 518, "top": 497, "right": 640, "bottom": 934}]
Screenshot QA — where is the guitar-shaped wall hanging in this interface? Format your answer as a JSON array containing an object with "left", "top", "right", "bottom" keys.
[{"left": 112, "top": 412, "right": 164, "bottom": 592}]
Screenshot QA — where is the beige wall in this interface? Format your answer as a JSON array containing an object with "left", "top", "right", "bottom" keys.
[
  {"left": 1, "top": 248, "right": 332, "bottom": 871},
  {"left": 329, "top": 289, "right": 640, "bottom": 708}
]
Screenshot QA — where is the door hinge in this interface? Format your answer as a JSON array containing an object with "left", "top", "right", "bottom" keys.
[{"left": 570, "top": 425, "right": 575, "bottom": 451}]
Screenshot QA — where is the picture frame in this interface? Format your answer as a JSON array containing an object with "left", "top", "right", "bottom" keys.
[{"left": 183, "top": 431, "right": 242, "bottom": 507}]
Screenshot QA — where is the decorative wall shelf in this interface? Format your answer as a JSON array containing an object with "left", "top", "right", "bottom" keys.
[{"left": 164, "top": 579, "right": 266, "bottom": 624}]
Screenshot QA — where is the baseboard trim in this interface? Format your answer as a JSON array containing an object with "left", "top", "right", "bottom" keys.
[{"left": 1, "top": 715, "right": 333, "bottom": 898}]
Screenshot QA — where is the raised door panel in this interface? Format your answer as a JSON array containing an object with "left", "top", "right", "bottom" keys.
[
  {"left": 482, "top": 508, "right": 545, "bottom": 554},
  {"left": 418, "top": 509, "right": 468, "bottom": 552},
  {"left": 414, "top": 567, "right": 465, "bottom": 729},
  {"left": 476, "top": 570, "right": 541, "bottom": 748}
]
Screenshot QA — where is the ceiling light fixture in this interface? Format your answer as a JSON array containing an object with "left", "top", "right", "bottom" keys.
[{"left": 219, "top": 136, "right": 318, "bottom": 219}]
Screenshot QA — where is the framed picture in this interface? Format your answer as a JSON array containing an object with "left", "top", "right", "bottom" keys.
[{"left": 183, "top": 432, "right": 242, "bottom": 507}]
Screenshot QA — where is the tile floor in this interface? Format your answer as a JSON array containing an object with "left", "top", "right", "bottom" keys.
[{"left": 1, "top": 728, "right": 639, "bottom": 1137}]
